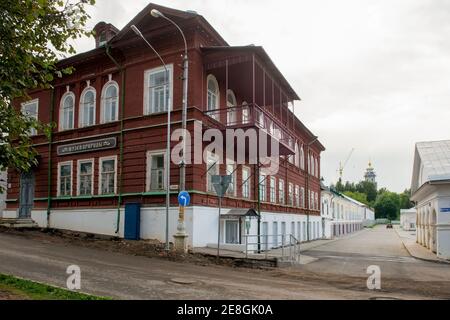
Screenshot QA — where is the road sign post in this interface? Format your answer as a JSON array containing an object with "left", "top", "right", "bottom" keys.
[
  {"left": 212, "top": 175, "right": 231, "bottom": 261},
  {"left": 174, "top": 191, "right": 190, "bottom": 252}
]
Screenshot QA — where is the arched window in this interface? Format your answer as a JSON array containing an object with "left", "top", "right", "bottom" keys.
[
  {"left": 226, "top": 89, "right": 237, "bottom": 125},
  {"left": 59, "top": 92, "right": 75, "bottom": 131},
  {"left": 315, "top": 157, "right": 319, "bottom": 177},
  {"left": 294, "top": 142, "right": 299, "bottom": 166},
  {"left": 101, "top": 81, "right": 119, "bottom": 123},
  {"left": 310, "top": 154, "right": 314, "bottom": 175},
  {"left": 80, "top": 87, "right": 96, "bottom": 127},
  {"left": 299, "top": 145, "right": 304, "bottom": 170},
  {"left": 207, "top": 75, "right": 219, "bottom": 119}
]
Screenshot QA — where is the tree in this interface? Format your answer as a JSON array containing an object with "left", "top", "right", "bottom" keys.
[
  {"left": 343, "top": 191, "right": 369, "bottom": 206},
  {"left": 399, "top": 189, "right": 414, "bottom": 209},
  {"left": 374, "top": 191, "right": 400, "bottom": 220},
  {"left": 356, "top": 180, "right": 377, "bottom": 203},
  {"left": 0, "top": 0, "right": 95, "bottom": 192}
]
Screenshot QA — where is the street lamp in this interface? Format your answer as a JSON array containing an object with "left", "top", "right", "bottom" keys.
[
  {"left": 131, "top": 24, "right": 171, "bottom": 252},
  {"left": 151, "top": 8, "right": 189, "bottom": 252}
]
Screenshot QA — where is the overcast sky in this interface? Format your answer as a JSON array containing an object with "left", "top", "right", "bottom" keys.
[{"left": 71, "top": 0, "right": 450, "bottom": 192}]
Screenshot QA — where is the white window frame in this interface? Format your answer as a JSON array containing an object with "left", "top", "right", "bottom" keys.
[
  {"left": 77, "top": 159, "right": 94, "bottom": 196},
  {"left": 259, "top": 172, "right": 267, "bottom": 202},
  {"left": 101, "top": 80, "right": 119, "bottom": 124},
  {"left": 226, "top": 162, "right": 237, "bottom": 196},
  {"left": 301, "top": 187, "right": 305, "bottom": 208},
  {"left": 206, "top": 74, "right": 220, "bottom": 112},
  {"left": 59, "top": 92, "right": 75, "bottom": 131},
  {"left": 206, "top": 152, "right": 220, "bottom": 193},
  {"left": 295, "top": 185, "right": 300, "bottom": 207},
  {"left": 300, "top": 145, "right": 305, "bottom": 170},
  {"left": 98, "top": 155, "right": 117, "bottom": 195},
  {"left": 21, "top": 98, "right": 39, "bottom": 136},
  {"left": 144, "top": 64, "right": 173, "bottom": 115},
  {"left": 288, "top": 182, "right": 294, "bottom": 206},
  {"left": 146, "top": 150, "right": 166, "bottom": 192},
  {"left": 270, "top": 176, "right": 276, "bottom": 203},
  {"left": 226, "top": 89, "right": 237, "bottom": 125},
  {"left": 79, "top": 86, "right": 96, "bottom": 127},
  {"left": 241, "top": 166, "right": 251, "bottom": 199},
  {"left": 57, "top": 161, "right": 73, "bottom": 197},
  {"left": 279, "top": 179, "right": 285, "bottom": 205}
]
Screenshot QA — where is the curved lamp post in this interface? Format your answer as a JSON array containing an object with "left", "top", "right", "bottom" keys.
[
  {"left": 131, "top": 24, "right": 171, "bottom": 252},
  {"left": 151, "top": 9, "right": 189, "bottom": 252}
]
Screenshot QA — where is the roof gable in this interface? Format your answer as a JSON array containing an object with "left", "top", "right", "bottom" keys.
[{"left": 411, "top": 140, "right": 450, "bottom": 193}]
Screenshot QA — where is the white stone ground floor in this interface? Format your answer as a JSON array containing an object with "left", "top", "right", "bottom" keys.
[
  {"left": 415, "top": 194, "right": 450, "bottom": 260},
  {"left": 2, "top": 206, "right": 362, "bottom": 251}
]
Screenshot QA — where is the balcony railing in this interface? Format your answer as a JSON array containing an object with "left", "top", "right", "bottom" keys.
[{"left": 203, "top": 103, "right": 296, "bottom": 154}]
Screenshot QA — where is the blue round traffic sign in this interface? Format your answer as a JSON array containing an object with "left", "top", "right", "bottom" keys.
[{"left": 178, "top": 191, "right": 190, "bottom": 207}]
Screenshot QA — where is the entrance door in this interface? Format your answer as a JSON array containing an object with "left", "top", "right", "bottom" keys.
[
  {"left": 19, "top": 172, "right": 35, "bottom": 218},
  {"left": 262, "top": 222, "right": 268, "bottom": 251},
  {"left": 225, "top": 220, "right": 239, "bottom": 244}
]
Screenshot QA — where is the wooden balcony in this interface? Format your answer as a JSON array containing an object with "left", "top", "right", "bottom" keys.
[{"left": 203, "top": 103, "right": 296, "bottom": 156}]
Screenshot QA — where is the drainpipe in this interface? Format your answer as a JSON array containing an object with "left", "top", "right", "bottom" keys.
[
  {"left": 46, "top": 89, "right": 55, "bottom": 228},
  {"left": 106, "top": 44, "right": 126, "bottom": 235}
]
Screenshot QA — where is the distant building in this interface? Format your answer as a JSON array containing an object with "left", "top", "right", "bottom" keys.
[
  {"left": 400, "top": 208, "right": 416, "bottom": 231},
  {"left": 410, "top": 140, "right": 450, "bottom": 260},
  {"left": 321, "top": 183, "right": 370, "bottom": 239},
  {"left": 364, "top": 161, "right": 377, "bottom": 186}
]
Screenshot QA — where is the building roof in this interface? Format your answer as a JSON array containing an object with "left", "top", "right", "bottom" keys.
[{"left": 411, "top": 140, "right": 450, "bottom": 194}]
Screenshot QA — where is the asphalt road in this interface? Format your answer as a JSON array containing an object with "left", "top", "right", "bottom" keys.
[{"left": 0, "top": 225, "right": 449, "bottom": 300}]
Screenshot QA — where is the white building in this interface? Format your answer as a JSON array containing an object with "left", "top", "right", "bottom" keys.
[
  {"left": 400, "top": 208, "right": 416, "bottom": 231},
  {"left": 410, "top": 140, "right": 450, "bottom": 260},
  {"left": 321, "top": 184, "right": 368, "bottom": 239}
]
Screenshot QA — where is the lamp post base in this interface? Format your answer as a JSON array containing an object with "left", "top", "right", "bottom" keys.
[{"left": 173, "top": 233, "right": 189, "bottom": 253}]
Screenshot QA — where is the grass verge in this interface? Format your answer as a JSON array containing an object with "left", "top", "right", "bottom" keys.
[{"left": 0, "top": 273, "right": 110, "bottom": 300}]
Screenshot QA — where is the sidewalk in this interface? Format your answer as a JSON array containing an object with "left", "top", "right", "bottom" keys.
[
  {"left": 393, "top": 225, "right": 450, "bottom": 264},
  {"left": 193, "top": 230, "right": 365, "bottom": 266}
]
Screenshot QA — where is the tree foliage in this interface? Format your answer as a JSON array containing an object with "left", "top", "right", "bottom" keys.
[
  {"left": 0, "top": 0, "right": 95, "bottom": 192},
  {"left": 332, "top": 177, "right": 414, "bottom": 220}
]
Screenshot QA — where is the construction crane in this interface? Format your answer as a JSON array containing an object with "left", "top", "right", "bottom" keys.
[{"left": 338, "top": 148, "right": 355, "bottom": 180}]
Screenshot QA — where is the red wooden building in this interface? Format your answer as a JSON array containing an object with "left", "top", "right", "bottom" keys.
[{"left": 3, "top": 3, "right": 325, "bottom": 249}]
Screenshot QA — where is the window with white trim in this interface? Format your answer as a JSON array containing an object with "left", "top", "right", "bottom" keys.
[
  {"left": 58, "top": 161, "right": 72, "bottom": 197},
  {"left": 207, "top": 74, "right": 219, "bottom": 118},
  {"left": 99, "top": 156, "right": 117, "bottom": 195},
  {"left": 226, "top": 163, "right": 236, "bottom": 196},
  {"left": 206, "top": 152, "right": 219, "bottom": 193},
  {"left": 279, "top": 179, "right": 285, "bottom": 205},
  {"left": 288, "top": 182, "right": 294, "bottom": 206},
  {"left": 77, "top": 159, "right": 94, "bottom": 196},
  {"left": 270, "top": 176, "right": 276, "bottom": 203},
  {"left": 21, "top": 99, "right": 39, "bottom": 136},
  {"left": 315, "top": 192, "right": 319, "bottom": 210},
  {"left": 59, "top": 92, "right": 74, "bottom": 131},
  {"left": 315, "top": 157, "right": 319, "bottom": 177},
  {"left": 146, "top": 151, "right": 166, "bottom": 191},
  {"left": 242, "top": 166, "right": 250, "bottom": 199},
  {"left": 301, "top": 187, "right": 305, "bottom": 208},
  {"left": 101, "top": 81, "right": 119, "bottom": 123},
  {"left": 226, "top": 90, "right": 237, "bottom": 125},
  {"left": 144, "top": 65, "right": 173, "bottom": 115},
  {"left": 259, "top": 172, "right": 267, "bottom": 202},
  {"left": 79, "top": 87, "right": 96, "bottom": 127},
  {"left": 300, "top": 145, "right": 305, "bottom": 170},
  {"left": 295, "top": 185, "right": 299, "bottom": 207}
]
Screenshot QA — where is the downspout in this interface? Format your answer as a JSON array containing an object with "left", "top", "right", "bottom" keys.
[
  {"left": 106, "top": 44, "right": 126, "bottom": 235},
  {"left": 46, "top": 89, "right": 55, "bottom": 228}
]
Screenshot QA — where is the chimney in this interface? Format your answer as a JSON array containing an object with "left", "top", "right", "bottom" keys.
[{"left": 93, "top": 22, "right": 119, "bottom": 48}]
